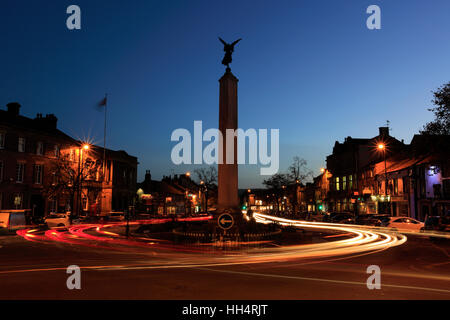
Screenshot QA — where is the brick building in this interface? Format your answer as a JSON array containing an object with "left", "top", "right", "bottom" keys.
[{"left": 0, "top": 102, "right": 137, "bottom": 217}]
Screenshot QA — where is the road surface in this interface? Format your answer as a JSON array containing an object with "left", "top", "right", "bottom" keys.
[{"left": 0, "top": 218, "right": 449, "bottom": 300}]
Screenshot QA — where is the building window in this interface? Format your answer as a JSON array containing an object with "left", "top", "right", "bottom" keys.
[
  {"left": 14, "top": 193, "right": 23, "bottom": 209},
  {"left": 0, "top": 161, "right": 3, "bottom": 181},
  {"left": 18, "top": 137, "right": 26, "bottom": 152},
  {"left": 82, "top": 197, "right": 88, "bottom": 211},
  {"left": 36, "top": 141, "right": 44, "bottom": 155},
  {"left": 349, "top": 175, "right": 353, "bottom": 190},
  {"left": 0, "top": 132, "right": 5, "bottom": 149},
  {"left": 343, "top": 176, "right": 347, "bottom": 190},
  {"left": 16, "top": 163, "right": 25, "bottom": 182},
  {"left": 48, "top": 199, "right": 57, "bottom": 213},
  {"left": 335, "top": 177, "right": 340, "bottom": 191},
  {"left": 34, "top": 164, "right": 43, "bottom": 184},
  {"left": 52, "top": 172, "right": 58, "bottom": 186},
  {"left": 54, "top": 145, "right": 60, "bottom": 158}
]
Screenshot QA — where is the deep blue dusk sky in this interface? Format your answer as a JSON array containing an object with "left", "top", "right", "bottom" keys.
[{"left": 1, "top": 0, "right": 449, "bottom": 188}]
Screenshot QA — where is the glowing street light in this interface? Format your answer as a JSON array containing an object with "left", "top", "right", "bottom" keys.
[
  {"left": 376, "top": 141, "right": 389, "bottom": 214},
  {"left": 75, "top": 143, "right": 90, "bottom": 219},
  {"left": 320, "top": 168, "right": 326, "bottom": 173}
]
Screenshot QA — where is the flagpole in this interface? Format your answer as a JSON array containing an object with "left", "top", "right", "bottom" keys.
[{"left": 103, "top": 93, "right": 107, "bottom": 181}]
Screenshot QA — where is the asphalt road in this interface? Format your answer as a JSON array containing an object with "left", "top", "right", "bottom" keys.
[{"left": 0, "top": 230, "right": 449, "bottom": 300}]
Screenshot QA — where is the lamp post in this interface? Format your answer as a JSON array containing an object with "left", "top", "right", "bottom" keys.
[
  {"left": 200, "top": 181, "right": 208, "bottom": 213},
  {"left": 76, "top": 144, "right": 89, "bottom": 219},
  {"left": 377, "top": 143, "right": 389, "bottom": 214},
  {"left": 378, "top": 144, "right": 387, "bottom": 196}
]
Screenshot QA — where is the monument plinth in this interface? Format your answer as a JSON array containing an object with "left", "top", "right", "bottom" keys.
[{"left": 217, "top": 68, "right": 239, "bottom": 214}]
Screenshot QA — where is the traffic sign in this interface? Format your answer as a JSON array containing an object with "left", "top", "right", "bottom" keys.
[{"left": 217, "top": 213, "right": 234, "bottom": 230}]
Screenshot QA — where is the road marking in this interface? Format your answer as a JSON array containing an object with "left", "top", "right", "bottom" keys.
[{"left": 196, "top": 267, "right": 450, "bottom": 295}]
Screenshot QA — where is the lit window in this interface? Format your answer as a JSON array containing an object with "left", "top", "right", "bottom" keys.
[
  {"left": 14, "top": 193, "right": 23, "bottom": 209},
  {"left": 349, "top": 175, "right": 353, "bottom": 190},
  {"left": 343, "top": 176, "right": 347, "bottom": 190},
  {"left": 16, "top": 163, "right": 25, "bottom": 182},
  {"left": 335, "top": 177, "right": 340, "bottom": 191},
  {"left": 18, "top": 137, "right": 25, "bottom": 152}
]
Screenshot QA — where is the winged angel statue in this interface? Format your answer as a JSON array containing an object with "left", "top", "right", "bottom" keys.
[{"left": 218, "top": 37, "right": 242, "bottom": 69}]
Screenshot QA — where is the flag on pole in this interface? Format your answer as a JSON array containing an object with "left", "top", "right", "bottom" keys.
[{"left": 98, "top": 96, "right": 107, "bottom": 107}]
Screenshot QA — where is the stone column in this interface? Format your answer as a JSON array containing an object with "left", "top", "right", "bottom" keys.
[{"left": 217, "top": 68, "right": 239, "bottom": 213}]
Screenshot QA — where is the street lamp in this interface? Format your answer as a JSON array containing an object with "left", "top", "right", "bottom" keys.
[
  {"left": 200, "top": 180, "right": 208, "bottom": 213},
  {"left": 76, "top": 143, "right": 90, "bottom": 219},
  {"left": 377, "top": 143, "right": 387, "bottom": 196},
  {"left": 376, "top": 142, "right": 389, "bottom": 214}
]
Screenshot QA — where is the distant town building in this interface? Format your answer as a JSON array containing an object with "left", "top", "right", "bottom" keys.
[{"left": 136, "top": 170, "right": 207, "bottom": 215}]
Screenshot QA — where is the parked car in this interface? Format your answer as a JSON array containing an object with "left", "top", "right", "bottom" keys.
[
  {"left": 381, "top": 217, "right": 424, "bottom": 232},
  {"left": 306, "top": 212, "right": 326, "bottom": 222},
  {"left": 331, "top": 213, "right": 355, "bottom": 224},
  {"left": 108, "top": 212, "right": 125, "bottom": 222},
  {"left": 322, "top": 212, "right": 338, "bottom": 222},
  {"left": 423, "top": 216, "right": 450, "bottom": 233},
  {"left": 355, "top": 215, "right": 384, "bottom": 226},
  {"left": 323, "top": 211, "right": 354, "bottom": 223},
  {"left": 45, "top": 213, "right": 70, "bottom": 228}
]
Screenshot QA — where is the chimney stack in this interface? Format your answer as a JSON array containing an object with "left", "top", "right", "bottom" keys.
[
  {"left": 6, "top": 102, "right": 21, "bottom": 116},
  {"left": 379, "top": 127, "right": 389, "bottom": 137},
  {"left": 34, "top": 113, "right": 58, "bottom": 130},
  {"left": 145, "top": 170, "right": 151, "bottom": 182}
]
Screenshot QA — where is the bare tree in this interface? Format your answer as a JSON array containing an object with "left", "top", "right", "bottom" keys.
[
  {"left": 194, "top": 166, "right": 217, "bottom": 189},
  {"left": 193, "top": 166, "right": 218, "bottom": 212},
  {"left": 287, "top": 157, "right": 313, "bottom": 213},
  {"left": 44, "top": 150, "right": 101, "bottom": 218},
  {"left": 288, "top": 156, "right": 313, "bottom": 184}
]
